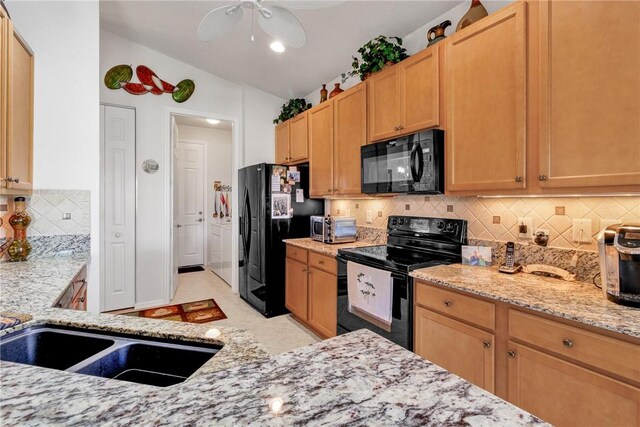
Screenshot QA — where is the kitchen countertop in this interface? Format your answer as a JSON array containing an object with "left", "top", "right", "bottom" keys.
[
  {"left": 411, "top": 264, "right": 640, "bottom": 339},
  {"left": 284, "top": 237, "right": 379, "bottom": 257},
  {"left": 0, "top": 253, "right": 546, "bottom": 425}
]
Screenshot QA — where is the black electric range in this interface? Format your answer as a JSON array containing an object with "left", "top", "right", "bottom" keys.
[{"left": 336, "top": 216, "right": 468, "bottom": 350}]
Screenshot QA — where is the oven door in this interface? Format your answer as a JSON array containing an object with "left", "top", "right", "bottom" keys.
[
  {"left": 336, "top": 255, "right": 413, "bottom": 350},
  {"left": 361, "top": 136, "right": 416, "bottom": 194},
  {"left": 310, "top": 217, "right": 326, "bottom": 242}
]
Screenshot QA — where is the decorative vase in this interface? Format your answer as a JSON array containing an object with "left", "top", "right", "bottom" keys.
[
  {"left": 427, "top": 20, "right": 451, "bottom": 47},
  {"left": 8, "top": 197, "right": 32, "bottom": 262},
  {"left": 329, "top": 83, "right": 343, "bottom": 99},
  {"left": 456, "top": 0, "right": 488, "bottom": 31},
  {"left": 320, "top": 84, "right": 328, "bottom": 103}
]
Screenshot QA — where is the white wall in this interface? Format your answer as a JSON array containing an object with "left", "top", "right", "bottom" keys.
[
  {"left": 100, "top": 31, "right": 283, "bottom": 307},
  {"left": 242, "top": 84, "right": 283, "bottom": 166},
  {"left": 6, "top": 0, "right": 101, "bottom": 312},
  {"left": 177, "top": 125, "right": 233, "bottom": 218},
  {"left": 304, "top": 1, "right": 510, "bottom": 104}
]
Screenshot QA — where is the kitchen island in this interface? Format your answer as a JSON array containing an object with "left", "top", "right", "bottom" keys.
[{"left": 1, "top": 256, "right": 545, "bottom": 425}]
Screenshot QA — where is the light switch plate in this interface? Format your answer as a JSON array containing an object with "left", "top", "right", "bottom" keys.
[
  {"left": 572, "top": 219, "right": 592, "bottom": 243},
  {"left": 517, "top": 217, "right": 534, "bottom": 239},
  {"left": 366, "top": 209, "right": 373, "bottom": 224}
]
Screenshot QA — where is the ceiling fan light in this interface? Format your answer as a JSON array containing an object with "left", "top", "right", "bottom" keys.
[
  {"left": 258, "top": 5, "right": 307, "bottom": 48},
  {"left": 270, "top": 41, "right": 286, "bottom": 53}
]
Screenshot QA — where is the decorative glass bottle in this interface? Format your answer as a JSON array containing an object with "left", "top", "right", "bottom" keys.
[
  {"left": 329, "top": 83, "right": 344, "bottom": 99},
  {"left": 320, "top": 84, "right": 328, "bottom": 103},
  {"left": 8, "top": 197, "right": 32, "bottom": 261},
  {"left": 456, "top": 0, "right": 488, "bottom": 31}
]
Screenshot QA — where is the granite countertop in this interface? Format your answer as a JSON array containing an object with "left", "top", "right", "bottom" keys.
[
  {"left": 0, "top": 253, "right": 546, "bottom": 425},
  {"left": 284, "top": 237, "right": 378, "bottom": 257},
  {"left": 411, "top": 264, "right": 640, "bottom": 339}
]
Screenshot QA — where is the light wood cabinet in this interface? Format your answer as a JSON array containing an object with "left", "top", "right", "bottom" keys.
[
  {"left": 307, "top": 267, "right": 337, "bottom": 339},
  {"left": 415, "top": 305, "right": 495, "bottom": 392},
  {"left": 368, "top": 45, "right": 441, "bottom": 143},
  {"left": 275, "top": 121, "right": 289, "bottom": 164},
  {"left": 1, "top": 9, "right": 34, "bottom": 195},
  {"left": 507, "top": 342, "right": 640, "bottom": 427},
  {"left": 285, "top": 257, "right": 308, "bottom": 321},
  {"left": 535, "top": 0, "right": 640, "bottom": 189},
  {"left": 285, "top": 244, "right": 337, "bottom": 339},
  {"left": 309, "top": 84, "right": 367, "bottom": 198},
  {"left": 289, "top": 113, "right": 308, "bottom": 163},
  {"left": 445, "top": 1, "right": 527, "bottom": 193}
]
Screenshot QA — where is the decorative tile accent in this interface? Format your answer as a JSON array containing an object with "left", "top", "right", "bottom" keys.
[
  {"left": 331, "top": 196, "right": 640, "bottom": 252},
  {"left": 0, "top": 190, "right": 91, "bottom": 239}
]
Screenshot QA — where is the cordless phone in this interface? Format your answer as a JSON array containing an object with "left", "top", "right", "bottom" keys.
[{"left": 499, "top": 242, "right": 522, "bottom": 274}]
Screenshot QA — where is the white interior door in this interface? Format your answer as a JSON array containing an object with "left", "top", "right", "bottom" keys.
[
  {"left": 102, "top": 105, "right": 136, "bottom": 311},
  {"left": 171, "top": 117, "right": 180, "bottom": 297},
  {"left": 177, "top": 141, "right": 205, "bottom": 267}
]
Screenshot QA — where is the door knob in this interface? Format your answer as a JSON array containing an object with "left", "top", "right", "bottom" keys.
[
  {"left": 177, "top": 224, "right": 182, "bottom": 228},
  {"left": 198, "top": 218, "right": 203, "bottom": 222},
  {"left": 199, "top": 211, "right": 203, "bottom": 215}
]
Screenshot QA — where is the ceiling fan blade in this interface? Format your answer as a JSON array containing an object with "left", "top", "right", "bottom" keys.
[
  {"left": 258, "top": 5, "right": 307, "bottom": 48},
  {"left": 197, "top": 5, "right": 243, "bottom": 42},
  {"left": 269, "top": 0, "right": 344, "bottom": 10}
]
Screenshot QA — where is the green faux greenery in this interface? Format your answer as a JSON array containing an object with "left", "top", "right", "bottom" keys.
[
  {"left": 342, "top": 35, "right": 409, "bottom": 83},
  {"left": 273, "top": 98, "right": 312, "bottom": 124}
]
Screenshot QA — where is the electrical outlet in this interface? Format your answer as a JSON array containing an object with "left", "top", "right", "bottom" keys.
[
  {"left": 517, "top": 217, "right": 534, "bottom": 239},
  {"left": 366, "top": 209, "right": 373, "bottom": 224},
  {"left": 572, "top": 219, "right": 592, "bottom": 243},
  {"left": 62, "top": 213, "right": 71, "bottom": 220}
]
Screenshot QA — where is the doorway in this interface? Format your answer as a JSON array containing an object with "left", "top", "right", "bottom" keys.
[{"left": 169, "top": 111, "right": 238, "bottom": 300}]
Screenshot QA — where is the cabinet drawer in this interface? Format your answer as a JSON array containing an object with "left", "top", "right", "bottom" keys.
[
  {"left": 415, "top": 282, "right": 495, "bottom": 330},
  {"left": 509, "top": 310, "right": 640, "bottom": 383},
  {"left": 286, "top": 245, "right": 308, "bottom": 264},
  {"left": 308, "top": 251, "right": 337, "bottom": 275}
]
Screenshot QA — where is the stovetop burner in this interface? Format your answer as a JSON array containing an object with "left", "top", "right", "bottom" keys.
[{"left": 339, "top": 244, "right": 457, "bottom": 272}]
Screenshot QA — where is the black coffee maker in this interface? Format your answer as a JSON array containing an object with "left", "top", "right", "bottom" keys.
[{"left": 597, "top": 224, "right": 640, "bottom": 307}]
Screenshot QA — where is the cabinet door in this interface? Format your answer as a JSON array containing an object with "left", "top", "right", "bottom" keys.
[
  {"left": 414, "top": 306, "right": 495, "bottom": 393},
  {"left": 399, "top": 45, "right": 440, "bottom": 134},
  {"left": 289, "top": 113, "right": 308, "bottom": 162},
  {"left": 307, "top": 267, "right": 337, "bottom": 339},
  {"left": 367, "top": 66, "right": 400, "bottom": 142},
  {"left": 537, "top": 0, "right": 640, "bottom": 188},
  {"left": 0, "top": 7, "right": 8, "bottom": 189},
  {"left": 507, "top": 342, "right": 640, "bottom": 427},
  {"left": 308, "top": 102, "right": 334, "bottom": 197},
  {"left": 334, "top": 84, "right": 366, "bottom": 195},
  {"left": 6, "top": 28, "right": 34, "bottom": 192},
  {"left": 445, "top": 2, "right": 527, "bottom": 192},
  {"left": 285, "top": 258, "right": 308, "bottom": 321},
  {"left": 275, "top": 121, "right": 290, "bottom": 164}
]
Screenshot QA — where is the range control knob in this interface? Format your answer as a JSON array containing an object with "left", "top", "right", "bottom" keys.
[
  {"left": 436, "top": 221, "right": 445, "bottom": 230},
  {"left": 445, "top": 222, "right": 456, "bottom": 232},
  {"left": 398, "top": 218, "right": 405, "bottom": 225},
  {"left": 391, "top": 218, "right": 398, "bottom": 226}
]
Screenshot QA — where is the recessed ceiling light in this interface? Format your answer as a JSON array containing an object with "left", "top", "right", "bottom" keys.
[
  {"left": 206, "top": 119, "right": 221, "bottom": 125},
  {"left": 270, "top": 41, "right": 285, "bottom": 53}
]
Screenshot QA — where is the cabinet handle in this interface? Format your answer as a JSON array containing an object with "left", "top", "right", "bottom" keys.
[
  {"left": 507, "top": 350, "right": 517, "bottom": 358},
  {"left": 562, "top": 338, "right": 574, "bottom": 348},
  {"left": 538, "top": 174, "right": 548, "bottom": 181},
  {"left": 319, "top": 260, "right": 324, "bottom": 265},
  {"left": 327, "top": 189, "right": 333, "bottom": 192},
  {"left": 515, "top": 176, "right": 522, "bottom": 182},
  {"left": 398, "top": 125, "right": 404, "bottom": 130},
  {"left": 443, "top": 300, "right": 452, "bottom": 307},
  {"left": 483, "top": 341, "right": 491, "bottom": 349}
]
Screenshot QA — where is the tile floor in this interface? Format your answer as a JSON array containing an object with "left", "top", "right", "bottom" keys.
[{"left": 171, "top": 269, "right": 320, "bottom": 354}]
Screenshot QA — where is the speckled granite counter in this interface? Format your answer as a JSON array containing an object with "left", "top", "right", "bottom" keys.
[
  {"left": 284, "top": 237, "right": 378, "bottom": 257},
  {"left": 411, "top": 264, "right": 640, "bottom": 339},
  {"left": 1, "top": 328, "right": 545, "bottom": 426}
]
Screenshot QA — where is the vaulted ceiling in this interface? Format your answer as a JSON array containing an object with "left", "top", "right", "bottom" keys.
[{"left": 100, "top": 1, "right": 462, "bottom": 99}]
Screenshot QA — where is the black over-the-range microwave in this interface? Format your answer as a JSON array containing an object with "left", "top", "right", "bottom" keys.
[{"left": 361, "top": 129, "right": 444, "bottom": 194}]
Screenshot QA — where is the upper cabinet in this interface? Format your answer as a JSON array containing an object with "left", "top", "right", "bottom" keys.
[
  {"left": 368, "top": 44, "right": 441, "bottom": 143},
  {"left": 1, "top": 8, "right": 34, "bottom": 195},
  {"left": 309, "top": 84, "right": 367, "bottom": 198},
  {"left": 535, "top": 0, "right": 640, "bottom": 189},
  {"left": 445, "top": 1, "right": 527, "bottom": 193},
  {"left": 274, "top": 113, "right": 308, "bottom": 165}
]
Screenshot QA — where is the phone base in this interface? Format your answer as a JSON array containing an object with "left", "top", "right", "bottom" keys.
[{"left": 499, "top": 263, "right": 522, "bottom": 274}]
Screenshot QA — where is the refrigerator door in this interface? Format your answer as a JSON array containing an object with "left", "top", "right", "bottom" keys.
[{"left": 238, "top": 167, "right": 247, "bottom": 301}]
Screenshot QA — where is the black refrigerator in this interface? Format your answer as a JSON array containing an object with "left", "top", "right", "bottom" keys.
[{"left": 238, "top": 163, "right": 323, "bottom": 317}]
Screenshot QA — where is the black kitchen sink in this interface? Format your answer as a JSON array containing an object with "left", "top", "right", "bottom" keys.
[{"left": 0, "top": 324, "right": 223, "bottom": 387}]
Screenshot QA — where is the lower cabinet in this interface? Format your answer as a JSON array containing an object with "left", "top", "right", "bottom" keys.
[
  {"left": 208, "top": 223, "right": 231, "bottom": 285},
  {"left": 507, "top": 342, "right": 640, "bottom": 427},
  {"left": 54, "top": 265, "right": 87, "bottom": 311},
  {"left": 285, "top": 244, "right": 337, "bottom": 339},
  {"left": 414, "top": 306, "right": 495, "bottom": 392}
]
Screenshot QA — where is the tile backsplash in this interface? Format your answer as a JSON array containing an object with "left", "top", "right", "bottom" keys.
[
  {"left": 331, "top": 195, "right": 640, "bottom": 252},
  {"left": 0, "top": 190, "right": 91, "bottom": 239}
]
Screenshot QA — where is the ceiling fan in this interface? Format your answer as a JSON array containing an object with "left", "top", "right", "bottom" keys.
[{"left": 197, "top": 0, "right": 341, "bottom": 48}]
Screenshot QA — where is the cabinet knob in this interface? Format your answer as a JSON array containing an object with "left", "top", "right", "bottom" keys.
[
  {"left": 443, "top": 300, "right": 452, "bottom": 307},
  {"left": 562, "top": 338, "right": 574, "bottom": 348},
  {"left": 319, "top": 260, "right": 324, "bottom": 265},
  {"left": 483, "top": 341, "right": 491, "bottom": 349},
  {"left": 538, "top": 174, "right": 548, "bottom": 181},
  {"left": 327, "top": 189, "right": 333, "bottom": 192},
  {"left": 301, "top": 268, "right": 307, "bottom": 272},
  {"left": 515, "top": 176, "right": 522, "bottom": 182},
  {"left": 507, "top": 350, "right": 517, "bottom": 358}
]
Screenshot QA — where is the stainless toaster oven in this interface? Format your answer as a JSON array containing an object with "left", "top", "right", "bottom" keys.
[{"left": 310, "top": 216, "right": 357, "bottom": 244}]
